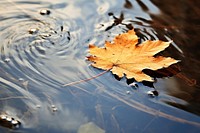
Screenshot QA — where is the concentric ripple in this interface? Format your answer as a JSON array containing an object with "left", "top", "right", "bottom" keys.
[{"left": 0, "top": 0, "right": 85, "bottom": 128}]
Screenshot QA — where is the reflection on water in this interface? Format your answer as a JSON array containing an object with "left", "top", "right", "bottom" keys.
[{"left": 0, "top": 0, "right": 200, "bottom": 132}]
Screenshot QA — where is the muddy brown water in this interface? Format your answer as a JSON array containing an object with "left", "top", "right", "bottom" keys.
[{"left": 0, "top": 0, "right": 200, "bottom": 132}]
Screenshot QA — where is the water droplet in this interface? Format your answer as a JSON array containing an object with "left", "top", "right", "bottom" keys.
[
  {"left": 29, "top": 28, "right": 38, "bottom": 34},
  {"left": 18, "top": 78, "right": 24, "bottom": 82},
  {"left": 12, "top": 120, "right": 21, "bottom": 129},
  {"left": 0, "top": 115, "right": 7, "bottom": 119},
  {"left": 40, "top": 33, "right": 51, "bottom": 39},
  {"left": 164, "top": 28, "right": 168, "bottom": 32},
  {"left": 11, "top": 120, "right": 18, "bottom": 125},
  {"left": 126, "top": 91, "right": 131, "bottom": 94},
  {"left": 4, "top": 58, "right": 10, "bottom": 63},
  {"left": 36, "top": 104, "right": 41, "bottom": 108},
  {"left": 6, "top": 117, "right": 12, "bottom": 122},
  {"left": 52, "top": 107, "right": 58, "bottom": 112},
  {"left": 129, "top": 82, "right": 138, "bottom": 88},
  {"left": 51, "top": 105, "right": 58, "bottom": 112},
  {"left": 147, "top": 90, "right": 158, "bottom": 97},
  {"left": 40, "top": 9, "right": 51, "bottom": 15}
]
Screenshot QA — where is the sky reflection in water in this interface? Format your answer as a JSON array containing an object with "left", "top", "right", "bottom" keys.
[{"left": 0, "top": 0, "right": 200, "bottom": 132}]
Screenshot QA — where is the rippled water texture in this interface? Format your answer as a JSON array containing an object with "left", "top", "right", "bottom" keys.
[{"left": 0, "top": 0, "right": 200, "bottom": 132}]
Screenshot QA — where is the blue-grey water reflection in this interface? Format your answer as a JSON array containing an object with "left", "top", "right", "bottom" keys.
[{"left": 0, "top": 0, "right": 200, "bottom": 132}]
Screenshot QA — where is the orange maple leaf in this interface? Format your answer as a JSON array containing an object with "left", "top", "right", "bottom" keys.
[{"left": 87, "top": 29, "right": 179, "bottom": 82}]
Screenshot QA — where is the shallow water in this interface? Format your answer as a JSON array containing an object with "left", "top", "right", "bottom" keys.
[{"left": 0, "top": 0, "right": 200, "bottom": 132}]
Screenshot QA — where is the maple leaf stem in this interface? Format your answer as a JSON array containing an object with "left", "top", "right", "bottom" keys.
[{"left": 62, "top": 70, "right": 109, "bottom": 87}]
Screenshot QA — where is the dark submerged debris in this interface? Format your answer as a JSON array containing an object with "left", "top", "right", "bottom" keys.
[
  {"left": 108, "top": 12, "right": 113, "bottom": 16},
  {"left": 143, "top": 65, "right": 181, "bottom": 79},
  {"left": 0, "top": 114, "right": 21, "bottom": 129},
  {"left": 113, "top": 13, "right": 124, "bottom": 25},
  {"left": 105, "top": 12, "right": 133, "bottom": 31},
  {"left": 136, "top": 0, "right": 149, "bottom": 11},
  {"left": 114, "top": 74, "right": 122, "bottom": 81},
  {"left": 142, "top": 81, "right": 154, "bottom": 88},
  {"left": 124, "top": 0, "right": 133, "bottom": 9},
  {"left": 40, "top": 9, "right": 51, "bottom": 15},
  {"left": 126, "top": 23, "right": 133, "bottom": 30},
  {"left": 61, "top": 26, "right": 63, "bottom": 31},
  {"left": 67, "top": 31, "right": 71, "bottom": 40},
  {"left": 105, "top": 12, "right": 124, "bottom": 31}
]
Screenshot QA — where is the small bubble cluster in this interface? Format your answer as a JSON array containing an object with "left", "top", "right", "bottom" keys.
[
  {"left": 0, "top": 114, "right": 21, "bottom": 129},
  {"left": 51, "top": 105, "right": 58, "bottom": 112}
]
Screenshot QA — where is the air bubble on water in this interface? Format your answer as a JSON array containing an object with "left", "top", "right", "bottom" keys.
[
  {"left": 40, "top": 9, "right": 51, "bottom": 15},
  {"left": 18, "top": 78, "right": 24, "bottom": 82},
  {"left": 11, "top": 120, "right": 18, "bottom": 125},
  {"left": 36, "top": 104, "right": 41, "bottom": 108},
  {"left": 0, "top": 115, "right": 7, "bottom": 119},
  {"left": 29, "top": 28, "right": 38, "bottom": 34},
  {"left": 164, "top": 28, "right": 168, "bottom": 32},
  {"left": 129, "top": 82, "right": 139, "bottom": 88},
  {"left": 6, "top": 117, "right": 12, "bottom": 122},
  {"left": 51, "top": 105, "right": 58, "bottom": 112},
  {"left": 126, "top": 91, "right": 131, "bottom": 94},
  {"left": 52, "top": 107, "right": 58, "bottom": 112},
  {"left": 147, "top": 91, "right": 154, "bottom": 97},
  {"left": 40, "top": 33, "right": 51, "bottom": 39},
  {"left": 0, "top": 114, "right": 21, "bottom": 129},
  {"left": 147, "top": 90, "right": 158, "bottom": 97}
]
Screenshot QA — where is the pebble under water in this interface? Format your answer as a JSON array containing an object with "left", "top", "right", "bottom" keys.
[{"left": 0, "top": 0, "right": 200, "bottom": 133}]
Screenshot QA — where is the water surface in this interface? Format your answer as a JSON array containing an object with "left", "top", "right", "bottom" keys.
[{"left": 0, "top": 0, "right": 200, "bottom": 132}]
